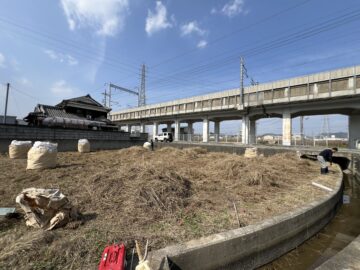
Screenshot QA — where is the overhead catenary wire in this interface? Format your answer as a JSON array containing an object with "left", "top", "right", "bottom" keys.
[
  {"left": 0, "top": 2, "right": 338, "bottom": 91},
  {"left": 0, "top": 18, "right": 142, "bottom": 76},
  {"left": 148, "top": 5, "right": 353, "bottom": 84},
  {"left": 146, "top": 8, "right": 360, "bottom": 88},
  {"left": 0, "top": 17, "right": 228, "bottom": 90},
  {"left": 2, "top": 4, "right": 359, "bottom": 112},
  {"left": 143, "top": 46, "right": 360, "bottom": 104},
  {"left": 1, "top": 5, "right": 356, "bottom": 96},
  {"left": 141, "top": 47, "right": 360, "bottom": 105},
  {"left": 150, "top": 0, "right": 315, "bottom": 69},
  {"left": 0, "top": 17, "right": 143, "bottom": 72},
  {"left": 144, "top": 13, "right": 356, "bottom": 100}
]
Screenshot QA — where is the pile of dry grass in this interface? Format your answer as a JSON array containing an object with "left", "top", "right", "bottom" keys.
[{"left": 0, "top": 146, "right": 339, "bottom": 269}]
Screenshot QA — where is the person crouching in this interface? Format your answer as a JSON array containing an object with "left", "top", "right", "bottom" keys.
[{"left": 317, "top": 147, "right": 338, "bottom": 174}]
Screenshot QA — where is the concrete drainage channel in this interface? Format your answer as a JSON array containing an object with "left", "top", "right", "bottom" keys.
[
  {"left": 261, "top": 173, "right": 360, "bottom": 269},
  {"left": 147, "top": 143, "right": 359, "bottom": 270}
]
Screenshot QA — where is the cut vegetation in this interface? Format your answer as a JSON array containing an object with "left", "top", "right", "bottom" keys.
[{"left": 0, "top": 147, "right": 340, "bottom": 269}]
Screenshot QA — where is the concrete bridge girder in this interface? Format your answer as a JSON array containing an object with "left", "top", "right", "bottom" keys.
[
  {"left": 114, "top": 96, "right": 360, "bottom": 147},
  {"left": 111, "top": 65, "right": 360, "bottom": 148}
]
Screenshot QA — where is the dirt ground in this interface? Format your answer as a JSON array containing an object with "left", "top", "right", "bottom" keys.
[{"left": 0, "top": 146, "right": 340, "bottom": 269}]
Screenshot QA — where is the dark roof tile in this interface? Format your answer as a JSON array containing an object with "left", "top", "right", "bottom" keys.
[{"left": 40, "top": 105, "right": 85, "bottom": 119}]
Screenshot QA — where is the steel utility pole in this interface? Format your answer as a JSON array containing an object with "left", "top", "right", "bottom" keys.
[
  {"left": 108, "top": 83, "right": 111, "bottom": 109},
  {"left": 102, "top": 87, "right": 109, "bottom": 108},
  {"left": 108, "top": 83, "right": 139, "bottom": 109},
  {"left": 240, "top": 57, "right": 244, "bottom": 107},
  {"left": 139, "top": 64, "right": 146, "bottom": 107},
  {"left": 3, "top": 83, "right": 9, "bottom": 124}
]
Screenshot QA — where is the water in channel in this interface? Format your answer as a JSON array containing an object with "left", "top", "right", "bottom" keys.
[{"left": 260, "top": 174, "right": 360, "bottom": 270}]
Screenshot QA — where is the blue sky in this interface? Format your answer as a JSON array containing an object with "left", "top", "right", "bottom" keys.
[{"left": 0, "top": 0, "right": 359, "bottom": 135}]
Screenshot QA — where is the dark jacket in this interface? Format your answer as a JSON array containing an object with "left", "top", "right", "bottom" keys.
[{"left": 319, "top": 149, "right": 333, "bottom": 162}]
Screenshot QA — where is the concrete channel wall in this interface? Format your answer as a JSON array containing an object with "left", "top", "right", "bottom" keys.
[
  {"left": 315, "top": 152, "right": 360, "bottom": 270},
  {"left": 353, "top": 153, "right": 360, "bottom": 182},
  {"left": 0, "top": 124, "right": 148, "bottom": 152},
  {"left": 149, "top": 142, "right": 345, "bottom": 270}
]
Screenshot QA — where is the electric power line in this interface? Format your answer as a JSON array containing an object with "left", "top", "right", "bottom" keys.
[
  {"left": 146, "top": 8, "right": 360, "bottom": 88},
  {"left": 150, "top": 0, "right": 314, "bottom": 69}
]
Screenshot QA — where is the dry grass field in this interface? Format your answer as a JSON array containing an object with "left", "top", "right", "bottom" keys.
[{"left": 0, "top": 146, "right": 340, "bottom": 269}]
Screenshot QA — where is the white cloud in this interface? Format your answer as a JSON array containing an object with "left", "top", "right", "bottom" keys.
[
  {"left": 145, "top": 1, "right": 173, "bottom": 36},
  {"left": 66, "top": 55, "right": 79, "bottom": 66},
  {"left": 181, "top": 21, "right": 206, "bottom": 36},
  {"left": 44, "top": 49, "right": 58, "bottom": 60},
  {"left": 50, "top": 80, "right": 78, "bottom": 97},
  {"left": 60, "top": 0, "right": 129, "bottom": 36},
  {"left": 197, "top": 40, "right": 207, "bottom": 49},
  {"left": 0, "top": 53, "right": 6, "bottom": 68},
  {"left": 221, "top": 0, "right": 246, "bottom": 17},
  {"left": 19, "top": 77, "right": 32, "bottom": 86},
  {"left": 210, "top": 7, "right": 217, "bottom": 14},
  {"left": 180, "top": 21, "right": 208, "bottom": 49},
  {"left": 10, "top": 59, "right": 20, "bottom": 71},
  {"left": 44, "top": 49, "right": 78, "bottom": 66}
]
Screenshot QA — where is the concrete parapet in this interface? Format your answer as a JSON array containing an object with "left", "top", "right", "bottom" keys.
[{"left": 148, "top": 145, "right": 343, "bottom": 270}]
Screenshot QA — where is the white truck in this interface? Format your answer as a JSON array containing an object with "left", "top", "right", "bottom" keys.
[{"left": 153, "top": 132, "right": 173, "bottom": 142}]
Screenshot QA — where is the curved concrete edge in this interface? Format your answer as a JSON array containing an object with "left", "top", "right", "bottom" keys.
[
  {"left": 354, "top": 153, "right": 360, "bottom": 183},
  {"left": 315, "top": 235, "right": 360, "bottom": 269},
  {"left": 148, "top": 169, "right": 343, "bottom": 270},
  {"left": 316, "top": 152, "right": 360, "bottom": 269}
]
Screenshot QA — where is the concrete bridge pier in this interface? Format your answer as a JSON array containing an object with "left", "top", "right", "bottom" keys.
[
  {"left": 249, "top": 119, "right": 256, "bottom": 144},
  {"left": 241, "top": 116, "right": 249, "bottom": 144},
  {"left": 214, "top": 121, "right": 220, "bottom": 143},
  {"left": 166, "top": 122, "right": 172, "bottom": 133},
  {"left": 174, "top": 120, "right": 180, "bottom": 141},
  {"left": 349, "top": 114, "right": 360, "bottom": 148},
  {"left": 242, "top": 116, "right": 256, "bottom": 144},
  {"left": 187, "top": 121, "right": 194, "bottom": 142},
  {"left": 282, "top": 110, "right": 292, "bottom": 146},
  {"left": 127, "top": 124, "right": 132, "bottom": 133},
  {"left": 140, "top": 123, "right": 146, "bottom": 133},
  {"left": 203, "top": 118, "right": 209, "bottom": 143},
  {"left": 152, "top": 122, "right": 158, "bottom": 140}
]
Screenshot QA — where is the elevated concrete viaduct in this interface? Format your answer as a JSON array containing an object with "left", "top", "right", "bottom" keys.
[{"left": 111, "top": 65, "right": 360, "bottom": 148}]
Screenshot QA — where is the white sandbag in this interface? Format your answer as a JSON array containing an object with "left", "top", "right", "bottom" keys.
[
  {"left": 143, "top": 142, "right": 152, "bottom": 150},
  {"left": 136, "top": 260, "right": 152, "bottom": 270},
  {"left": 244, "top": 147, "right": 258, "bottom": 158},
  {"left": 9, "top": 140, "right": 32, "bottom": 159},
  {"left": 78, "top": 139, "right": 90, "bottom": 153},
  {"left": 27, "top": 141, "right": 57, "bottom": 170},
  {"left": 15, "top": 188, "right": 78, "bottom": 230}
]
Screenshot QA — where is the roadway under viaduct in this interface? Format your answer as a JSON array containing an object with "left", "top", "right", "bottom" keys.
[{"left": 110, "top": 65, "right": 360, "bottom": 149}]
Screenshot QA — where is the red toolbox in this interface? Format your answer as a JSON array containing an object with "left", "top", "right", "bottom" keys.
[{"left": 98, "top": 244, "right": 126, "bottom": 270}]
